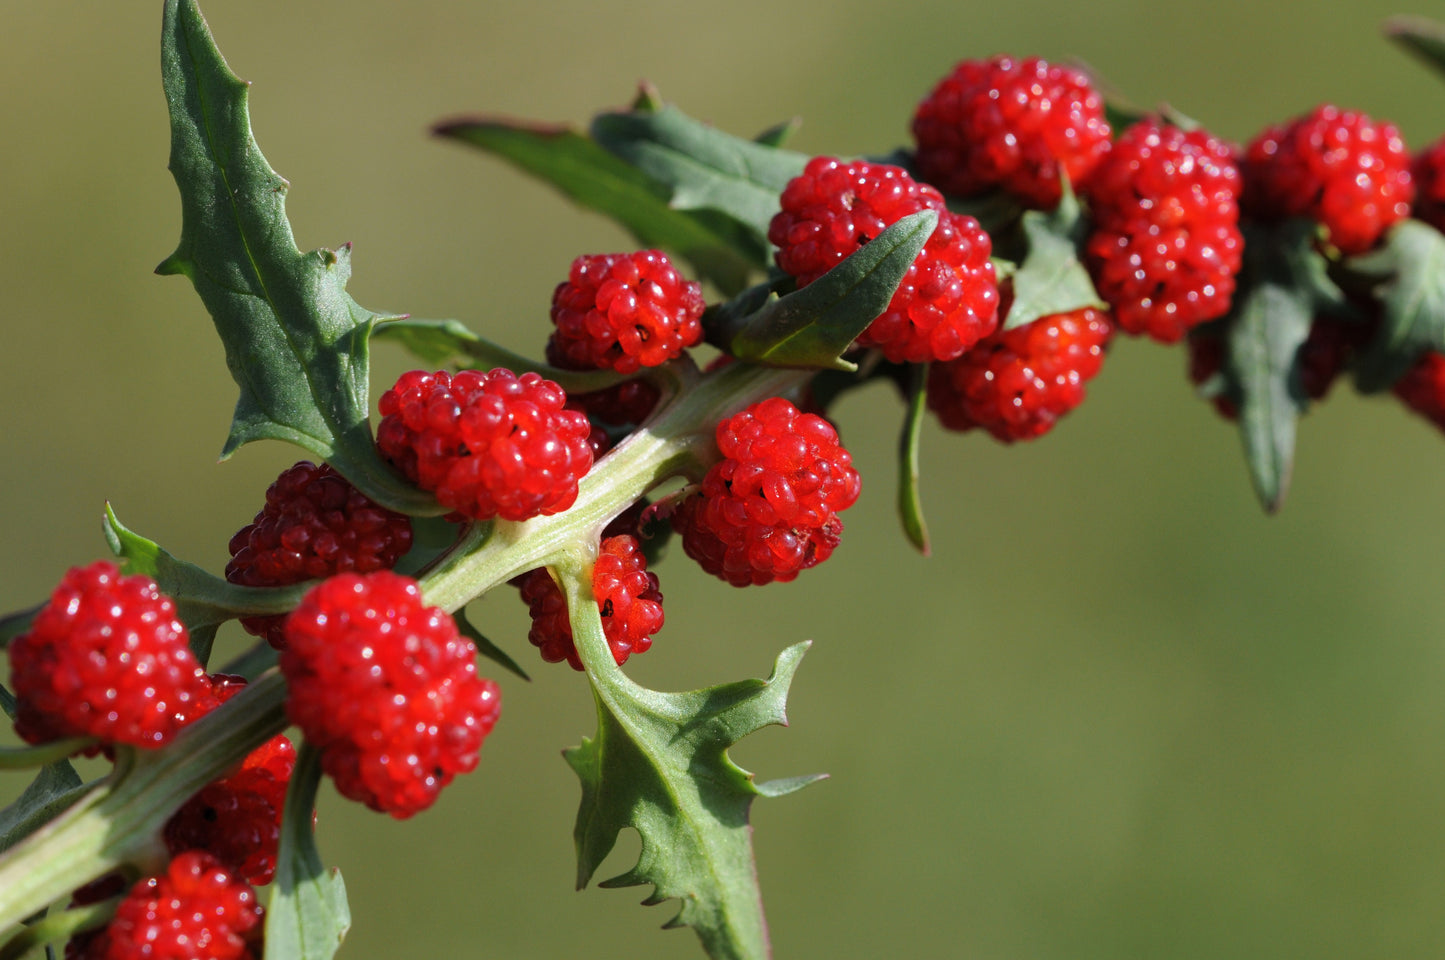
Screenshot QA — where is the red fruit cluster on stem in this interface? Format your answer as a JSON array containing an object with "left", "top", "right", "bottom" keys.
[
  {"left": 911, "top": 54, "right": 1112, "bottom": 209},
  {"left": 769, "top": 156, "right": 999, "bottom": 363},
  {"left": 1242, "top": 104, "right": 1413, "bottom": 254},
  {"left": 674, "top": 397, "right": 860, "bottom": 586},
  {"left": 1085, "top": 119, "right": 1244, "bottom": 342},
  {"left": 9, "top": 561, "right": 209, "bottom": 751},
  {"left": 225, "top": 460, "right": 413, "bottom": 649},
  {"left": 1412, "top": 134, "right": 1445, "bottom": 233},
  {"left": 377, "top": 368, "right": 594, "bottom": 522},
  {"left": 280, "top": 571, "right": 501, "bottom": 818}
]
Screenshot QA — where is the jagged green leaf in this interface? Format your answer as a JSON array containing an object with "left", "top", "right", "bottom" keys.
[
  {"left": 158, "top": 0, "right": 435, "bottom": 516},
  {"left": 103, "top": 503, "right": 310, "bottom": 652},
  {"left": 1386, "top": 15, "right": 1445, "bottom": 81},
  {"left": 432, "top": 118, "right": 759, "bottom": 294},
  {"left": 1005, "top": 183, "right": 1105, "bottom": 330},
  {"left": 727, "top": 210, "right": 938, "bottom": 370},
  {"left": 265, "top": 743, "right": 351, "bottom": 960},
  {"left": 590, "top": 98, "right": 808, "bottom": 242},
  {"left": 370, "top": 319, "right": 626, "bottom": 393},
  {"left": 897, "top": 363, "right": 931, "bottom": 555},
  {"left": 1349, "top": 220, "right": 1445, "bottom": 392},
  {"left": 560, "top": 571, "right": 821, "bottom": 960}
]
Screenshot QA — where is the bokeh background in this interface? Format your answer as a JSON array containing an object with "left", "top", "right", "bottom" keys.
[{"left": 4, "top": 2, "right": 1445, "bottom": 957}]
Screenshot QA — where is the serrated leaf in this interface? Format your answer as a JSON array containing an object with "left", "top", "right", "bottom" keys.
[
  {"left": 1385, "top": 15, "right": 1445, "bottom": 81},
  {"left": 454, "top": 607, "right": 530, "bottom": 682},
  {"left": 1349, "top": 220, "right": 1445, "bottom": 392},
  {"left": 560, "top": 571, "right": 820, "bottom": 960},
  {"left": 1005, "top": 183, "right": 1105, "bottom": 330},
  {"left": 590, "top": 99, "right": 808, "bottom": 242},
  {"left": 727, "top": 210, "right": 938, "bottom": 370},
  {"left": 369, "top": 318, "right": 624, "bottom": 393},
  {"left": 432, "top": 118, "right": 759, "bottom": 294},
  {"left": 158, "top": 0, "right": 435, "bottom": 516},
  {"left": 897, "top": 363, "right": 931, "bottom": 555},
  {"left": 265, "top": 743, "right": 350, "bottom": 960},
  {"left": 103, "top": 503, "right": 310, "bottom": 648}
]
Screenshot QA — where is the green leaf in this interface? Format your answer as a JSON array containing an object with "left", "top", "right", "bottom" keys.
[
  {"left": 432, "top": 118, "right": 760, "bottom": 294},
  {"left": 590, "top": 99, "right": 808, "bottom": 242},
  {"left": 0, "top": 684, "right": 87, "bottom": 860},
  {"left": 0, "top": 900, "right": 117, "bottom": 960},
  {"left": 1004, "top": 182, "right": 1105, "bottom": 330},
  {"left": 561, "top": 570, "right": 821, "bottom": 960},
  {"left": 454, "top": 607, "right": 530, "bottom": 682},
  {"left": 752, "top": 117, "right": 801, "bottom": 149},
  {"left": 1349, "top": 220, "right": 1445, "bottom": 392},
  {"left": 1385, "top": 15, "right": 1445, "bottom": 81},
  {"left": 265, "top": 743, "right": 351, "bottom": 960},
  {"left": 158, "top": 0, "right": 435, "bottom": 516},
  {"left": 0, "top": 604, "right": 39, "bottom": 650},
  {"left": 896, "top": 364, "right": 931, "bottom": 556},
  {"left": 369, "top": 319, "right": 626, "bottom": 393},
  {"left": 727, "top": 210, "right": 938, "bottom": 370},
  {"left": 103, "top": 503, "right": 311, "bottom": 651}
]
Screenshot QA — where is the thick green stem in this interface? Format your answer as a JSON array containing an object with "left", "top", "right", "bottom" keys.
[{"left": 0, "top": 671, "right": 288, "bottom": 931}]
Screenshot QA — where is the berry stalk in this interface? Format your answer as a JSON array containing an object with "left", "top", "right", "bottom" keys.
[{"left": 0, "top": 671, "right": 288, "bottom": 932}]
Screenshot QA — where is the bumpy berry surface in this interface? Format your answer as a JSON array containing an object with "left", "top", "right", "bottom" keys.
[
  {"left": 674, "top": 397, "right": 860, "bottom": 586},
  {"left": 225, "top": 461, "right": 413, "bottom": 649},
  {"left": 9, "top": 561, "right": 209, "bottom": 750},
  {"left": 1412, "top": 134, "right": 1445, "bottom": 233},
  {"left": 1085, "top": 120, "right": 1244, "bottom": 342},
  {"left": 281, "top": 571, "right": 501, "bottom": 818},
  {"left": 1242, "top": 104, "right": 1413, "bottom": 254},
  {"left": 376, "top": 368, "right": 593, "bottom": 522},
  {"left": 518, "top": 535, "right": 664, "bottom": 671},
  {"left": 911, "top": 55, "right": 1112, "bottom": 209},
  {"left": 547, "top": 251, "right": 704, "bottom": 374},
  {"left": 927, "top": 301, "right": 1113, "bottom": 441},
  {"left": 558, "top": 377, "right": 661, "bottom": 427},
  {"left": 165, "top": 676, "right": 296, "bottom": 886},
  {"left": 70, "top": 852, "right": 262, "bottom": 960},
  {"left": 768, "top": 156, "right": 999, "bottom": 363},
  {"left": 1393, "top": 349, "right": 1445, "bottom": 431}
]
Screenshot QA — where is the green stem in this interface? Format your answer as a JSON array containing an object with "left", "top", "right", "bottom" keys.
[
  {"left": 0, "top": 740, "right": 96, "bottom": 770},
  {"left": 0, "top": 671, "right": 289, "bottom": 930}
]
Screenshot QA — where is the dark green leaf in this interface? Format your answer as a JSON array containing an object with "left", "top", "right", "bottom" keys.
[
  {"left": 562, "top": 572, "right": 820, "bottom": 960},
  {"left": 897, "top": 364, "right": 931, "bottom": 555},
  {"left": 0, "top": 604, "right": 39, "bottom": 650},
  {"left": 1005, "top": 183, "right": 1105, "bottom": 330},
  {"left": 433, "top": 118, "right": 760, "bottom": 294},
  {"left": 1349, "top": 220, "right": 1445, "bottom": 392},
  {"left": 728, "top": 210, "right": 938, "bottom": 370},
  {"left": 158, "top": 0, "right": 435, "bottom": 515},
  {"left": 265, "top": 743, "right": 351, "bottom": 960},
  {"left": 0, "top": 900, "right": 117, "bottom": 960},
  {"left": 369, "top": 319, "right": 625, "bottom": 394},
  {"left": 1385, "top": 15, "right": 1445, "bottom": 81},
  {"left": 103, "top": 503, "right": 311, "bottom": 641},
  {"left": 590, "top": 101, "right": 808, "bottom": 241},
  {"left": 0, "top": 760, "right": 87, "bottom": 856},
  {"left": 752, "top": 117, "right": 801, "bottom": 149},
  {"left": 455, "top": 607, "right": 530, "bottom": 682}
]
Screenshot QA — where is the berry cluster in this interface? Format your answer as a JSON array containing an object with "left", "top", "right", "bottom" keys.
[
  {"left": 280, "top": 571, "right": 501, "bottom": 818},
  {"left": 377, "top": 368, "right": 594, "bottom": 522},
  {"left": 225, "top": 460, "right": 413, "bottom": 649},
  {"left": 518, "top": 534, "right": 664, "bottom": 671},
  {"left": 769, "top": 156, "right": 999, "bottom": 363},
  {"left": 674, "top": 398, "right": 860, "bottom": 586}
]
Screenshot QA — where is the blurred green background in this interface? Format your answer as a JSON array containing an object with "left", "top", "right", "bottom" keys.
[{"left": 5, "top": 2, "right": 1445, "bottom": 958}]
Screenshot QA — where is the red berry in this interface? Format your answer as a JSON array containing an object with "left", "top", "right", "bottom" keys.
[
  {"left": 165, "top": 676, "right": 296, "bottom": 886},
  {"left": 769, "top": 156, "right": 999, "bottom": 363},
  {"left": 911, "top": 55, "right": 1112, "bottom": 209},
  {"left": 518, "top": 535, "right": 664, "bottom": 671},
  {"left": 73, "top": 852, "right": 262, "bottom": 960},
  {"left": 927, "top": 301, "right": 1113, "bottom": 442},
  {"left": 280, "top": 571, "right": 501, "bottom": 818},
  {"left": 558, "top": 377, "right": 661, "bottom": 427},
  {"left": 548, "top": 251, "right": 704, "bottom": 374},
  {"left": 9, "top": 562, "right": 209, "bottom": 751},
  {"left": 1412, "top": 133, "right": 1445, "bottom": 233},
  {"left": 1242, "top": 105, "right": 1413, "bottom": 254},
  {"left": 673, "top": 398, "right": 860, "bottom": 586},
  {"left": 376, "top": 368, "right": 594, "bottom": 522},
  {"left": 1394, "top": 349, "right": 1445, "bottom": 431},
  {"left": 225, "top": 461, "right": 413, "bottom": 650},
  {"left": 1085, "top": 120, "right": 1244, "bottom": 342}
]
